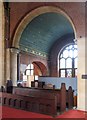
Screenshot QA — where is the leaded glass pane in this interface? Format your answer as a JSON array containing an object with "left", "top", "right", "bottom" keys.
[
  {"left": 26, "top": 64, "right": 31, "bottom": 69},
  {"left": 75, "top": 58, "right": 78, "bottom": 68},
  {"left": 66, "top": 58, "right": 72, "bottom": 68},
  {"left": 61, "top": 70, "right": 65, "bottom": 77},
  {"left": 66, "top": 69, "right": 72, "bottom": 77},
  {"left": 35, "top": 75, "right": 38, "bottom": 80},
  {"left": 74, "top": 45, "right": 77, "bottom": 49},
  {"left": 60, "top": 58, "right": 65, "bottom": 68},
  {"left": 31, "top": 64, "right": 34, "bottom": 69},
  {"left": 66, "top": 47, "right": 69, "bottom": 50},
  {"left": 69, "top": 45, "right": 73, "bottom": 49},
  {"left": 75, "top": 69, "right": 77, "bottom": 77},
  {"left": 31, "top": 70, "right": 34, "bottom": 75},
  {"left": 26, "top": 70, "right": 30, "bottom": 75},
  {"left": 26, "top": 64, "right": 34, "bottom": 69},
  {"left": 74, "top": 50, "right": 77, "bottom": 58},
  {"left": 63, "top": 50, "right": 68, "bottom": 58},
  {"left": 59, "top": 44, "right": 77, "bottom": 77},
  {"left": 69, "top": 50, "right": 73, "bottom": 58}
]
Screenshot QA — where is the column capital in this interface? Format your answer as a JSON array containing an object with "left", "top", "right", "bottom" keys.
[{"left": 10, "top": 47, "right": 20, "bottom": 54}]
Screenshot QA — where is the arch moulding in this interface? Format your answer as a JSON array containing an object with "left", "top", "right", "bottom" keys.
[{"left": 12, "top": 6, "right": 76, "bottom": 48}]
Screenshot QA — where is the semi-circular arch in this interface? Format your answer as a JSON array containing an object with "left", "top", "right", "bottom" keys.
[{"left": 12, "top": 6, "right": 76, "bottom": 48}]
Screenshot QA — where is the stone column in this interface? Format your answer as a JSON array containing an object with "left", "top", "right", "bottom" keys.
[
  {"left": 10, "top": 48, "right": 20, "bottom": 86},
  {"left": 6, "top": 48, "right": 11, "bottom": 81},
  {"left": 0, "top": 2, "right": 5, "bottom": 86}
]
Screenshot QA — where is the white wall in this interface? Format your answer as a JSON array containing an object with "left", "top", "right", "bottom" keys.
[
  {"left": 77, "top": 37, "right": 86, "bottom": 111},
  {"left": 38, "top": 77, "right": 77, "bottom": 95}
]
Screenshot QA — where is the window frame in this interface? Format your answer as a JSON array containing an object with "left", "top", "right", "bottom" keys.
[
  {"left": 25, "top": 64, "right": 34, "bottom": 76},
  {"left": 59, "top": 44, "right": 77, "bottom": 77}
]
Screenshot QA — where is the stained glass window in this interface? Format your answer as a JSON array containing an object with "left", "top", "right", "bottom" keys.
[{"left": 59, "top": 44, "right": 77, "bottom": 77}]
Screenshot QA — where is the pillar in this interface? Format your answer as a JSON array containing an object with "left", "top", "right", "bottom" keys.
[
  {"left": 10, "top": 48, "right": 20, "bottom": 86},
  {"left": 0, "top": 2, "right": 5, "bottom": 86},
  {"left": 6, "top": 48, "right": 11, "bottom": 81}
]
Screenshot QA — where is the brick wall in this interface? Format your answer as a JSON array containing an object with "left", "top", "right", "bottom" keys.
[
  {"left": 20, "top": 52, "right": 48, "bottom": 79},
  {"left": 8, "top": 2, "right": 85, "bottom": 77}
]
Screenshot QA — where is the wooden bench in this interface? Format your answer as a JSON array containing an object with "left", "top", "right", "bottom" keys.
[
  {"left": 31, "top": 81, "right": 45, "bottom": 88},
  {"left": 13, "top": 83, "right": 73, "bottom": 112},
  {"left": 66, "top": 86, "right": 74, "bottom": 109},
  {"left": 43, "top": 83, "right": 55, "bottom": 89},
  {"left": 0, "top": 92, "right": 57, "bottom": 117}
]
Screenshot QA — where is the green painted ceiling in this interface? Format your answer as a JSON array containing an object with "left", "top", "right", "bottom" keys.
[{"left": 19, "top": 12, "right": 74, "bottom": 57}]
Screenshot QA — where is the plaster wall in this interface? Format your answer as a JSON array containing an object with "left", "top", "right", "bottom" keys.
[
  {"left": 77, "top": 37, "right": 86, "bottom": 111},
  {"left": 39, "top": 77, "right": 77, "bottom": 92}
]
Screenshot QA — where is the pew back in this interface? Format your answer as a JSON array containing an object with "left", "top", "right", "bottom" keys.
[
  {"left": 0, "top": 92, "right": 57, "bottom": 116},
  {"left": 13, "top": 83, "right": 67, "bottom": 112}
]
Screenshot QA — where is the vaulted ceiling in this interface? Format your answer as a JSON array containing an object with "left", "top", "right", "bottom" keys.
[{"left": 19, "top": 12, "right": 75, "bottom": 57}]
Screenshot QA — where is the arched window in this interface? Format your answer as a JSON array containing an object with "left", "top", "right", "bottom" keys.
[
  {"left": 25, "top": 64, "right": 34, "bottom": 76},
  {"left": 59, "top": 44, "right": 77, "bottom": 77}
]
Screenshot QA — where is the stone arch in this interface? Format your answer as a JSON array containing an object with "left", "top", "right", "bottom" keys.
[
  {"left": 12, "top": 6, "right": 76, "bottom": 48},
  {"left": 10, "top": 5, "right": 77, "bottom": 85}
]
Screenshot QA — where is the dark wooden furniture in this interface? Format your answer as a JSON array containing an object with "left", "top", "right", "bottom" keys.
[
  {"left": 0, "top": 92, "right": 57, "bottom": 117},
  {"left": 31, "top": 81, "right": 45, "bottom": 88},
  {"left": 6, "top": 80, "right": 13, "bottom": 93},
  {"left": 38, "top": 81, "right": 45, "bottom": 88},
  {"left": 13, "top": 83, "right": 74, "bottom": 112},
  {"left": 43, "top": 83, "right": 55, "bottom": 89},
  {"left": 31, "top": 81, "right": 36, "bottom": 87},
  {"left": 0, "top": 83, "right": 74, "bottom": 117},
  {"left": 67, "top": 86, "right": 74, "bottom": 108}
]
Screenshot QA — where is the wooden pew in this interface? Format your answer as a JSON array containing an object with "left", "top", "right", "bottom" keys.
[
  {"left": 0, "top": 92, "right": 57, "bottom": 117},
  {"left": 43, "top": 83, "right": 55, "bottom": 89},
  {"left": 31, "top": 82, "right": 74, "bottom": 109},
  {"left": 67, "top": 86, "right": 74, "bottom": 108},
  {"left": 13, "top": 83, "right": 72, "bottom": 112}
]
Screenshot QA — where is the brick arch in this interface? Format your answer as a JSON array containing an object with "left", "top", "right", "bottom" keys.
[{"left": 32, "top": 61, "right": 47, "bottom": 76}]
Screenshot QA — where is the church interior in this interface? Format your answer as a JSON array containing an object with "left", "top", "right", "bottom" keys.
[{"left": 0, "top": 2, "right": 87, "bottom": 118}]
